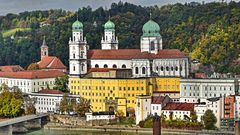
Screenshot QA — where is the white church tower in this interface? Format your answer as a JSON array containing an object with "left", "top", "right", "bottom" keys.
[
  {"left": 101, "top": 19, "right": 118, "bottom": 50},
  {"left": 140, "top": 15, "right": 162, "bottom": 54},
  {"left": 41, "top": 36, "right": 48, "bottom": 60},
  {"left": 69, "top": 19, "right": 88, "bottom": 77}
]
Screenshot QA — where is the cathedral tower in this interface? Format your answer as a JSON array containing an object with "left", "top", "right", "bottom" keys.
[
  {"left": 101, "top": 19, "right": 118, "bottom": 50},
  {"left": 41, "top": 36, "right": 48, "bottom": 59},
  {"left": 140, "top": 16, "right": 162, "bottom": 54},
  {"left": 69, "top": 19, "right": 88, "bottom": 76}
]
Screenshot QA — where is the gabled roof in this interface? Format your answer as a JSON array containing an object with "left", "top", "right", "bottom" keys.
[
  {"left": 0, "top": 70, "right": 65, "bottom": 79},
  {"left": 37, "top": 56, "right": 66, "bottom": 70},
  {"left": 163, "top": 103, "right": 194, "bottom": 111},
  {"left": 38, "top": 89, "right": 64, "bottom": 94},
  {"left": 152, "top": 96, "right": 165, "bottom": 104},
  {"left": 87, "top": 49, "right": 187, "bottom": 60},
  {"left": 0, "top": 65, "right": 24, "bottom": 72}
]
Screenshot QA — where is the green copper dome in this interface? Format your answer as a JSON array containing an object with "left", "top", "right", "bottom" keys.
[
  {"left": 72, "top": 20, "right": 83, "bottom": 31},
  {"left": 104, "top": 20, "right": 115, "bottom": 30},
  {"left": 142, "top": 20, "right": 160, "bottom": 37}
]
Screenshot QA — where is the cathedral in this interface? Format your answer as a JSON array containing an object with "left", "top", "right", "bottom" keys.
[{"left": 69, "top": 18, "right": 189, "bottom": 78}]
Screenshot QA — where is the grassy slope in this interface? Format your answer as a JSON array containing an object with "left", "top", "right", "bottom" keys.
[{"left": 2, "top": 28, "right": 31, "bottom": 38}]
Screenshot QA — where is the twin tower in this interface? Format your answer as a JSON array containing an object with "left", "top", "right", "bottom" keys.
[{"left": 69, "top": 18, "right": 163, "bottom": 77}]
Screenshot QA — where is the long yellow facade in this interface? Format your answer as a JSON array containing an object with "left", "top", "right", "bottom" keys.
[{"left": 69, "top": 77, "right": 180, "bottom": 116}]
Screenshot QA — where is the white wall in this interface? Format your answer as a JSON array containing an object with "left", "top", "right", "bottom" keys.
[
  {"left": 135, "top": 96, "right": 151, "bottom": 124},
  {"left": 90, "top": 59, "right": 131, "bottom": 69},
  {"left": 180, "top": 79, "right": 236, "bottom": 100},
  {"left": 85, "top": 113, "right": 115, "bottom": 121},
  {"left": 162, "top": 110, "right": 191, "bottom": 120},
  {"left": 151, "top": 104, "right": 162, "bottom": 116},
  {"left": 0, "top": 77, "right": 56, "bottom": 93}
]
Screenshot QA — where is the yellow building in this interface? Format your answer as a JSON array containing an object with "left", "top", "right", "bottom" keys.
[{"left": 69, "top": 77, "right": 180, "bottom": 116}]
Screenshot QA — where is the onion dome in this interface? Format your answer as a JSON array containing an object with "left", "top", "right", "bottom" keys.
[
  {"left": 104, "top": 20, "right": 115, "bottom": 30},
  {"left": 72, "top": 20, "right": 83, "bottom": 31},
  {"left": 142, "top": 19, "right": 160, "bottom": 37}
]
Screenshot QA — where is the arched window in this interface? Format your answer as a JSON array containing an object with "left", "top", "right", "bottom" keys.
[
  {"left": 175, "top": 66, "right": 178, "bottom": 71},
  {"left": 113, "top": 64, "right": 117, "bottom": 68},
  {"left": 122, "top": 64, "right": 126, "bottom": 68},
  {"left": 166, "top": 66, "right": 169, "bottom": 71},
  {"left": 156, "top": 66, "right": 159, "bottom": 71},
  {"left": 73, "top": 66, "right": 75, "bottom": 71},
  {"left": 81, "top": 64, "right": 84, "bottom": 71},
  {"left": 171, "top": 67, "right": 174, "bottom": 71},
  {"left": 95, "top": 64, "right": 99, "bottom": 68},
  {"left": 135, "top": 67, "right": 139, "bottom": 74},
  {"left": 161, "top": 66, "right": 164, "bottom": 71},
  {"left": 104, "top": 64, "right": 108, "bottom": 68},
  {"left": 73, "top": 54, "right": 75, "bottom": 59},
  {"left": 180, "top": 66, "right": 183, "bottom": 71},
  {"left": 151, "top": 41, "right": 155, "bottom": 51},
  {"left": 142, "top": 67, "right": 146, "bottom": 74}
]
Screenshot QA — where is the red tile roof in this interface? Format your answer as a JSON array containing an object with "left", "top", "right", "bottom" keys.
[
  {"left": 163, "top": 103, "right": 194, "bottom": 111},
  {"left": 0, "top": 65, "right": 24, "bottom": 72},
  {"left": 194, "top": 73, "right": 207, "bottom": 79},
  {"left": 38, "top": 89, "right": 64, "bottom": 94},
  {"left": 37, "top": 56, "right": 66, "bottom": 70},
  {"left": 87, "top": 49, "right": 187, "bottom": 60},
  {"left": 0, "top": 70, "right": 65, "bottom": 79},
  {"left": 88, "top": 68, "right": 114, "bottom": 72},
  {"left": 152, "top": 96, "right": 165, "bottom": 104}
]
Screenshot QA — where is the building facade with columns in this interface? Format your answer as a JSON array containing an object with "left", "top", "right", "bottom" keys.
[{"left": 69, "top": 18, "right": 189, "bottom": 78}]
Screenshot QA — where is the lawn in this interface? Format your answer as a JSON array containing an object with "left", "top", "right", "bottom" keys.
[{"left": 2, "top": 28, "right": 31, "bottom": 38}]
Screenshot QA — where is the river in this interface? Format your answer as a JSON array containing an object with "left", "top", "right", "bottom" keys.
[{"left": 15, "top": 129, "right": 192, "bottom": 135}]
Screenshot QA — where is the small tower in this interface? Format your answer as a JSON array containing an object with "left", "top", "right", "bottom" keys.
[
  {"left": 140, "top": 14, "right": 162, "bottom": 54},
  {"left": 101, "top": 19, "right": 118, "bottom": 50},
  {"left": 41, "top": 36, "right": 48, "bottom": 59},
  {"left": 69, "top": 19, "right": 88, "bottom": 77}
]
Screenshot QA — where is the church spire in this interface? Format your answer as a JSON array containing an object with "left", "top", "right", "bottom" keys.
[
  {"left": 41, "top": 36, "right": 48, "bottom": 59},
  {"left": 41, "top": 36, "right": 47, "bottom": 47}
]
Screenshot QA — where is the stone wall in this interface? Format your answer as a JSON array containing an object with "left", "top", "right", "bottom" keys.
[{"left": 50, "top": 114, "right": 116, "bottom": 126}]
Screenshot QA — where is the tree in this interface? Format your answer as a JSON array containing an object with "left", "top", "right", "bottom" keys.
[
  {"left": 75, "top": 97, "right": 92, "bottom": 117},
  {"left": 54, "top": 75, "right": 69, "bottom": 92},
  {"left": 59, "top": 94, "right": 69, "bottom": 114},
  {"left": 0, "top": 88, "right": 23, "bottom": 117},
  {"left": 202, "top": 109, "right": 217, "bottom": 130},
  {"left": 190, "top": 111, "right": 198, "bottom": 122},
  {"left": 27, "top": 63, "right": 39, "bottom": 70}
]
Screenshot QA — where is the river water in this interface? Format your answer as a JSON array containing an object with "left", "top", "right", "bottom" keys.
[{"left": 15, "top": 129, "right": 192, "bottom": 135}]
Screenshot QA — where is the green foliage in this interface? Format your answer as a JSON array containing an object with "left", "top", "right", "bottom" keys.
[
  {"left": 0, "top": 2, "right": 240, "bottom": 74},
  {"left": 0, "top": 86, "right": 24, "bottom": 118},
  {"left": 2, "top": 28, "right": 31, "bottom": 38},
  {"left": 54, "top": 75, "right": 69, "bottom": 92},
  {"left": 202, "top": 109, "right": 217, "bottom": 130},
  {"left": 190, "top": 111, "right": 198, "bottom": 122},
  {"left": 139, "top": 115, "right": 203, "bottom": 130}
]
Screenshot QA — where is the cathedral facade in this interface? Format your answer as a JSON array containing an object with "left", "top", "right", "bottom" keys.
[{"left": 69, "top": 18, "right": 189, "bottom": 78}]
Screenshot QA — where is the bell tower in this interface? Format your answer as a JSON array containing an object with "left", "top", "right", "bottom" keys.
[
  {"left": 41, "top": 36, "right": 48, "bottom": 59},
  {"left": 140, "top": 15, "right": 162, "bottom": 54},
  {"left": 69, "top": 19, "right": 88, "bottom": 77},
  {"left": 101, "top": 19, "right": 118, "bottom": 50}
]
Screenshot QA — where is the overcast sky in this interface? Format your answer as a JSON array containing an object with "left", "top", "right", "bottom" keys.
[{"left": 0, "top": 0, "right": 239, "bottom": 15}]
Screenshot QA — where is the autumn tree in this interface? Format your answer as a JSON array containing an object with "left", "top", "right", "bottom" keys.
[
  {"left": 59, "top": 94, "right": 69, "bottom": 114},
  {"left": 75, "top": 97, "right": 92, "bottom": 117},
  {"left": 27, "top": 63, "right": 39, "bottom": 70}
]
